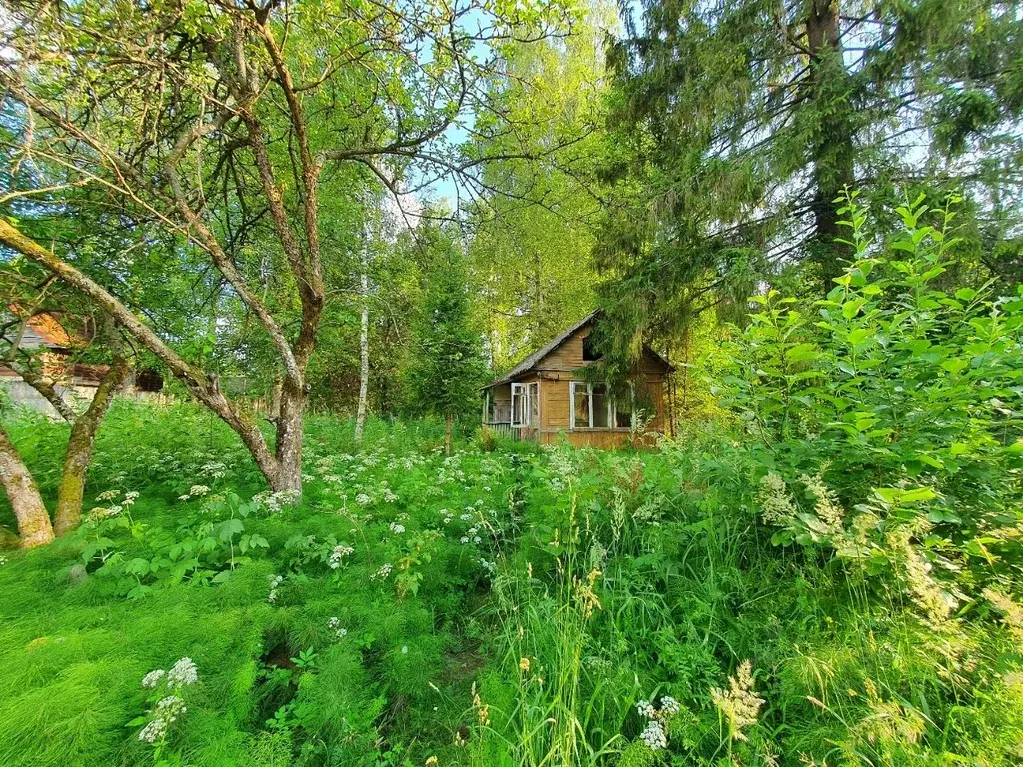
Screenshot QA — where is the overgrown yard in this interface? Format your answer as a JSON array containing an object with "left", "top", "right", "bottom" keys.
[{"left": 1, "top": 402, "right": 1021, "bottom": 767}]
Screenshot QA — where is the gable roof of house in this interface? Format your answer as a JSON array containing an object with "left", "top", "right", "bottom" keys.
[{"left": 486, "top": 310, "right": 673, "bottom": 388}]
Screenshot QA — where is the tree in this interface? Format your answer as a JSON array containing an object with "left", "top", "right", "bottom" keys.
[
  {"left": 467, "top": 4, "right": 611, "bottom": 368},
  {"left": 0, "top": 0, "right": 573, "bottom": 491},
  {"left": 0, "top": 284, "right": 128, "bottom": 545},
  {"left": 595, "top": 0, "right": 1023, "bottom": 348},
  {"left": 403, "top": 225, "right": 488, "bottom": 454}
]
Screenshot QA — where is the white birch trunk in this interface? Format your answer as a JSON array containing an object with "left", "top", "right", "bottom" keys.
[{"left": 354, "top": 234, "right": 370, "bottom": 442}]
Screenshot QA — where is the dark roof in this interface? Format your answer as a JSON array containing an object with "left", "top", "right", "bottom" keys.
[{"left": 486, "top": 310, "right": 673, "bottom": 388}]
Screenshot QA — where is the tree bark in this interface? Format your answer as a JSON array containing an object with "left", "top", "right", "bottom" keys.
[
  {"left": 273, "top": 379, "right": 306, "bottom": 492},
  {"left": 355, "top": 245, "right": 370, "bottom": 442},
  {"left": 270, "top": 377, "right": 284, "bottom": 420},
  {"left": 0, "top": 423, "right": 54, "bottom": 548},
  {"left": 806, "top": 0, "right": 855, "bottom": 289},
  {"left": 53, "top": 353, "right": 129, "bottom": 535},
  {"left": 16, "top": 366, "right": 78, "bottom": 423},
  {"left": 0, "top": 219, "right": 284, "bottom": 489},
  {"left": 444, "top": 411, "right": 452, "bottom": 456}
]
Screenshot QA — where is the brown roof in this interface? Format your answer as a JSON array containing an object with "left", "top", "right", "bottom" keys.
[
  {"left": 486, "top": 310, "right": 673, "bottom": 387},
  {"left": 4, "top": 311, "right": 76, "bottom": 350}
]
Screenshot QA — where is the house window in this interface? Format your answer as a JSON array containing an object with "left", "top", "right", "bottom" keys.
[
  {"left": 592, "top": 385, "right": 609, "bottom": 428},
  {"left": 571, "top": 381, "right": 640, "bottom": 430},
  {"left": 570, "top": 381, "right": 590, "bottom": 428},
  {"left": 511, "top": 383, "right": 528, "bottom": 427},
  {"left": 571, "top": 382, "right": 620, "bottom": 429},
  {"left": 614, "top": 404, "right": 632, "bottom": 428},
  {"left": 512, "top": 382, "right": 539, "bottom": 427},
  {"left": 582, "top": 333, "right": 600, "bottom": 361}
]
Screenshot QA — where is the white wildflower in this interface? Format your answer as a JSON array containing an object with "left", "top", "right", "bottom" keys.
[
  {"left": 660, "top": 696, "right": 681, "bottom": 716},
  {"left": 355, "top": 493, "right": 372, "bottom": 506},
  {"left": 268, "top": 574, "right": 284, "bottom": 603},
  {"left": 199, "top": 461, "right": 227, "bottom": 479},
  {"left": 711, "top": 660, "right": 765, "bottom": 742},
  {"left": 327, "top": 617, "right": 348, "bottom": 640},
  {"left": 636, "top": 699, "right": 656, "bottom": 719},
  {"left": 141, "top": 669, "right": 166, "bottom": 689},
  {"left": 328, "top": 543, "right": 355, "bottom": 569},
  {"left": 640, "top": 719, "right": 667, "bottom": 751},
  {"left": 156, "top": 694, "right": 187, "bottom": 722},
  {"left": 253, "top": 489, "right": 301, "bottom": 514},
  {"left": 757, "top": 473, "right": 797, "bottom": 526},
  {"left": 389, "top": 522, "right": 406, "bottom": 535},
  {"left": 137, "top": 718, "right": 167, "bottom": 743},
  {"left": 167, "top": 658, "right": 198, "bottom": 688}
]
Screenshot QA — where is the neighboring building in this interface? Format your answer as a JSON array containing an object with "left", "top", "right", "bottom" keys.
[
  {"left": 482, "top": 311, "right": 673, "bottom": 447},
  {"left": 0, "top": 312, "right": 106, "bottom": 384},
  {"left": 0, "top": 312, "right": 161, "bottom": 415}
]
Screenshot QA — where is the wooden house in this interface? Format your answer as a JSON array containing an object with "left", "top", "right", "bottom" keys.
[
  {"left": 0, "top": 312, "right": 106, "bottom": 384},
  {"left": 482, "top": 311, "right": 673, "bottom": 447},
  {"left": 0, "top": 312, "right": 162, "bottom": 415}
]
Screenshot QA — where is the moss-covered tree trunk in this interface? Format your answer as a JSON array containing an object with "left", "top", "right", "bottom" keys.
[
  {"left": 0, "top": 423, "right": 54, "bottom": 548},
  {"left": 53, "top": 354, "right": 129, "bottom": 535}
]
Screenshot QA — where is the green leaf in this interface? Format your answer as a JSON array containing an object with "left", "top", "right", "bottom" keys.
[
  {"left": 847, "top": 328, "right": 872, "bottom": 345},
  {"left": 940, "top": 358, "right": 968, "bottom": 375},
  {"left": 842, "top": 298, "right": 867, "bottom": 319},
  {"left": 874, "top": 487, "right": 937, "bottom": 505},
  {"left": 785, "top": 343, "right": 819, "bottom": 363}
]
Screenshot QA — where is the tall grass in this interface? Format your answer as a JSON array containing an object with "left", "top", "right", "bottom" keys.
[{"left": 0, "top": 402, "right": 1020, "bottom": 766}]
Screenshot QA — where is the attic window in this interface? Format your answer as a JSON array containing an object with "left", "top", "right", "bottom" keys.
[{"left": 582, "top": 334, "right": 600, "bottom": 361}]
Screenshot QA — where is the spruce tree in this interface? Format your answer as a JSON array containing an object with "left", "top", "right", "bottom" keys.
[
  {"left": 596, "top": 0, "right": 1023, "bottom": 321},
  {"left": 403, "top": 225, "right": 488, "bottom": 454}
]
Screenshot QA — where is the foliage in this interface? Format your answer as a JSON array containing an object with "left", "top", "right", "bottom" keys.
[
  {"left": 1, "top": 384, "right": 1020, "bottom": 765},
  {"left": 401, "top": 224, "right": 489, "bottom": 423},
  {"left": 593, "top": 0, "right": 1023, "bottom": 361},
  {"left": 718, "top": 194, "right": 1023, "bottom": 590},
  {"left": 467, "top": 3, "right": 610, "bottom": 369}
]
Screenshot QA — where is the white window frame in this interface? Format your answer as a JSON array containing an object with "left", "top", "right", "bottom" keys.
[
  {"left": 571, "top": 382, "right": 636, "bottom": 430},
  {"left": 511, "top": 382, "right": 531, "bottom": 427},
  {"left": 571, "top": 382, "right": 615, "bottom": 430}
]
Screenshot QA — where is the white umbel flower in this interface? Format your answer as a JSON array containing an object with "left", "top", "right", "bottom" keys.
[{"left": 640, "top": 719, "right": 667, "bottom": 751}]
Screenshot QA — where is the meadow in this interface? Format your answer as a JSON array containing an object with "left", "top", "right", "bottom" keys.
[{"left": 1, "top": 396, "right": 1021, "bottom": 767}]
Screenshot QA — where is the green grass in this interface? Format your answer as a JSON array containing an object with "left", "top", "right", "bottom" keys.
[{"left": 0, "top": 402, "right": 1021, "bottom": 766}]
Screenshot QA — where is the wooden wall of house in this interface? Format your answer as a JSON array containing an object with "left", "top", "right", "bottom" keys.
[
  {"left": 487, "top": 322, "right": 671, "bottom": 448},
  {"left": 540, "top": 326, "right": 668, "bottom": 379},
  {"left": 534, "top": 323, "right": 668, "bottom": 446},
  {"left": 536, "top": 373, "right": 664, "bottom": 442}
]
